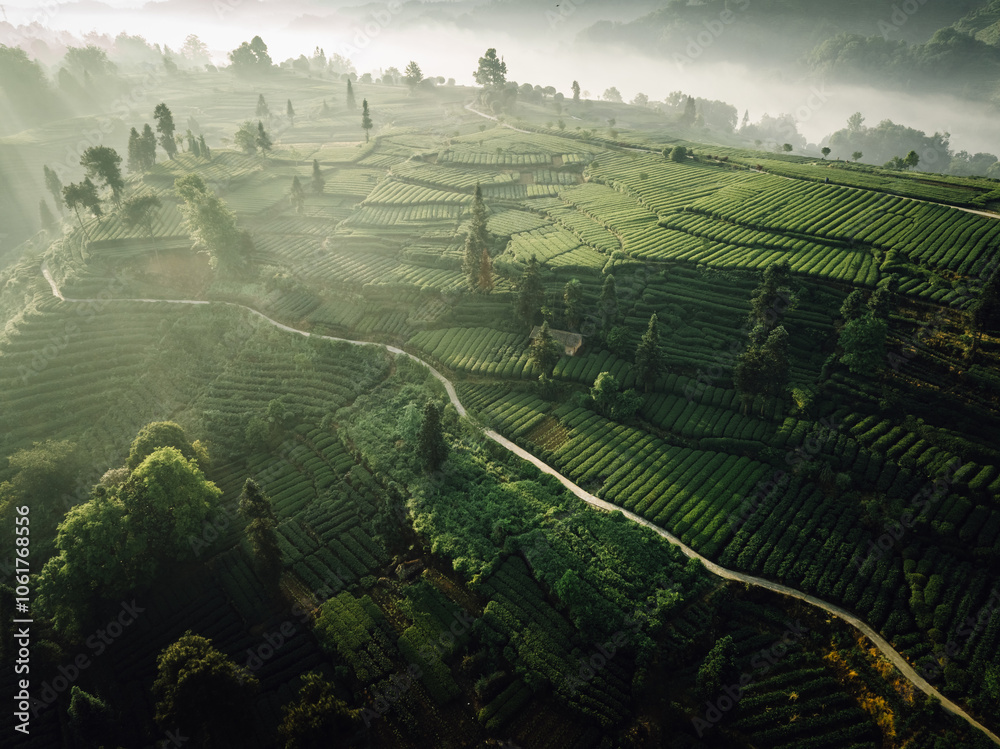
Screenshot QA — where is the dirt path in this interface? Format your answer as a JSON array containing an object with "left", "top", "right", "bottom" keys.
[{"left": 39, "top": 262, "right": 1000, "bottom": 746}]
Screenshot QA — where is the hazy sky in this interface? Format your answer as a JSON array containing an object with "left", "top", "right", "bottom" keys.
[{"left": 4, "top": 0, "right": 997, "bottom": 154}]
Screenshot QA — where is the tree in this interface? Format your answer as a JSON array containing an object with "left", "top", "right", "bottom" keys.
[
  {"left": 39, "top": 199, "right": 57, "bottom": 233},
  {"left": 238, "top": 479, "right": 281, "bottom": 586},
  {"left": 904, "top": 149, "right": 920, "bottom": 169},
  {"left": 229, "top": 35, "right": 272, "bottom": 76},
  {"left": 969, "top": 265, "right": 1000, "bottom": 360},
  {"left": 68, "top": 686, "right": 114, "bottom": 748},
  {"left": 563, "top": 278, "right": 583, "bottom": 330},
  {"left": 516, "top": 256, "right": 545, "bottom": 328},
  {"left": 80, "top": 146, "right": 125, "bottom": 207},
  {"left": 696, "top": 636, "right": 737, "bottom": 700},
  {"left": 760, "top": 326, "right": 789, "bottom": 400},
  {"left": 782, "top": 143, "right": 793, "bottom": 153},
  {"left": 590, "top": 371, "right": 642, "bottom": 421},
  {"left": 120, "top": 193, "right": 162, "bottom": 242},
  {"left": 868, "top": 285, "right": 893, "bottom": 319},
  {"left": 290, "top": 176, "right": 306, "bottom": 214},
  {"left": 821, "top": 147, "right": 831, "bottom": 159},
  {"left": 346, "top": 79, "right": 356, "bottom": 110},
  {"left": 529, "top": 321, "right": 562, "bottom": 377},
  {"left": 474, "top": 48, "right": 507, "bottom": 89},
  {"left": 839, "top": 313, "right": 887, "bottom": 375},
  {"left": 153, "top": 103, "right": 178, "bottom": 159},
  {"left": 840, "top": 289, "right": 867, "bottom": 322},
  {"left": 120, "top": 447, "right": 220, "bottom": 564},
  {"left": 153, "top": 632, "right": 259, "bottom": 748},
  {"left": 286, "top": 98, "right": 295, "bottom": 125},
  {"left": 256, "top": 120, "right": 272, "bottom": 155},
  {"left": 852, "top": 151, "right": 863, "bottom": 162},
  {"left": 43, "top": 165, "right": 64, "bottom": 212},
  {"left": 599, "top": 274, "right": 619, "bottom": 330},
  {"left": 571, "top": 80, "right": 580, "bottom": 102},
  {"left": 234, "top": 120, "right": 258, "bottom": 155},
  {"left": 256, "top": 93, "right": 269, "bottom": 119},
  {"left": 748, "top": 261, "right": 793, "bottom": 332},
  {"left": 127, "top": 127, "right": 144, "bottom": 173},
  {"left": 181, "top": 34, "right": 210, "bottom": 66},
  {"left": 198, "top": 134, "right": 210, "bottom": 159},
  {"left": 680, "top": 96, "right": 697, "bottom": 126},
  {"left": 175, "top": 174, "right": 253, "bottom": 272},
  {"left": 127, "top": 421, "right": 198, "bottom": 470},
  {"left": 634, "top": 313, "right": 664, "bottom": 392},
  {"left": 602, "top": 86, "right": 622, "bottom": 103},
  {"left": 670, "top": 145, "right": 688, "bottom": 162},
  {"left": 847, "top": 112, "right": 865, "bottom": 133},
  {"left": 278, "top": 671, "right": 361, "bottom": 749},
  {"left": 632, "top": 92, "right": 649, "bottom": 107},
  {"left": 476, "top": 247, "right": 493, "bottom": 293},
  {"left": 311, "top": 159, "right": 325, "bottom": 193},
  {"left": 463, "top": 183, "right": 489, "bottom": 290},
  {"left": 404, "top": 60, "right": 423, "bottom": 89},
  {"left": 418, "top": 401, "right": 448, "bottom": 472},
  {"left": 141, "top": 124, "right": 158, "bottom": 167},
  {"left": 361, "top": 99, "right": 373, "bottom": 142},
  {"left": 63, "top": 178, "right": 102, "bottom": 236}
]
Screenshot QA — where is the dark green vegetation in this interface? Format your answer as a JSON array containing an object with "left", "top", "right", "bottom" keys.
[{"left": 0, "top": 54, "right": 998, "bottom": 749}]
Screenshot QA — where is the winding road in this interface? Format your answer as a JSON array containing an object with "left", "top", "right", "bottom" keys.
[{"left": 39, "top": 262, "right": 1000, "bottom": 745}]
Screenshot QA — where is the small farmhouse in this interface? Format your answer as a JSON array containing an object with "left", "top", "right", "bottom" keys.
[{"left": 529, "top": 326, "right": 583, "bottom": 356}]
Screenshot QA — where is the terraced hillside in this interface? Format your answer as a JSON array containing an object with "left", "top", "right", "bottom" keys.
[{"left": 2, "top": 67, "right": 999, "bottom": 748}]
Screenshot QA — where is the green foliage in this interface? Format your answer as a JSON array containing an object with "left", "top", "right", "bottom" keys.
[
  {"left": 175, "top": 174, "right": 253, "bottom": 272},
  {"left": 670, "top": 145, "right": 688, "bottom": 162},
  {"left": 126, "top": 421, "right": 197, "bottom": 470},
  {"left": 418, "top": 400, "right": 448, "bottom": 472},
  {"left": 474, "top": 48, "right": 507, "bottom": 89},
  {"left": 590, "top": 371, "right": 642, "bottom": 421},
  {"left": 229, "top": 35, "right": 273, "bottom": 76},
  {"left": 346, "top": 79, "right": 356, "bottom": 110},
  {"left": 840, "top": 289, "right": 867, "bottom": 322},
  {"left": 515, "top": 255, "right": 545, "bottom": 329},
  {"left": 599, "top": 273, "right": 619, "bottom": 329},
  {"left": 278, "top": 672, "right": 360, "bottom": 749},
  {"left": 311, "top": 159, "right": 324, "bottom": 193},
  {"left": 120, "top": 193, "right": 162, "bottom": 239},
  {"left": 634, "top": 313, "right": 664, "bottom": 392},
  {"left": 529, "top": 321, "right": 562, "bottom": 378},
  {"left": 80, "top": 145, "right": 125, "bottom": 206},
  {"left": 256, "top": 120, "right": 272, "bottom": 154},
  {"left": 696, "top": 635, "right": 737, "bottom": 699},
  {"left": 463, "top": 183, "right": 490, "bottom": 291},
  {"left": 233, "top": 120, "right": 257, "bottom": 155},
  {"left": 153, "top": 632, "right": 259, "bottom": 748},
  {"left": 67, "top": 686, "right": 114, "bottom": 748},
  {"left": 563, "top": 278, "right": 583, "bottom": 330},
  {"left": 361, "top": 98, "right": 373, "bottom": 142},
  {"left": 839, "top": 312, "right": 887, "bottom": 374},
  {"left": 63, "top": 178, "right": 102, "bottom": 235},
  {"left": 290, "top": 176, "right": 305, "bottom": 214},
  {"left": 153, "top": 102, "right": 177, "bottom": 159}
]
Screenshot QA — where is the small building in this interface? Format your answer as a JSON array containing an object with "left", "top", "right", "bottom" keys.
[{"left": 529, "top": 326, "right": 583, "bottom": 356}]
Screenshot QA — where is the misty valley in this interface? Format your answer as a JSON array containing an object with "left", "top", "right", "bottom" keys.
[{"left": 2, "top": 2, "right": 1000, "bottom": 748}]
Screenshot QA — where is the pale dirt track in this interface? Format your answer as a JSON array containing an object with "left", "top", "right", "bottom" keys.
[{"left": 40, "top": 262, "right": 1000, "bottom": 745}]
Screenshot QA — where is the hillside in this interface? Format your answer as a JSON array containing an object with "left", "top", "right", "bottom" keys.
[{"left": 1, "top": 66, "right": 1000, "bottom": 748}]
